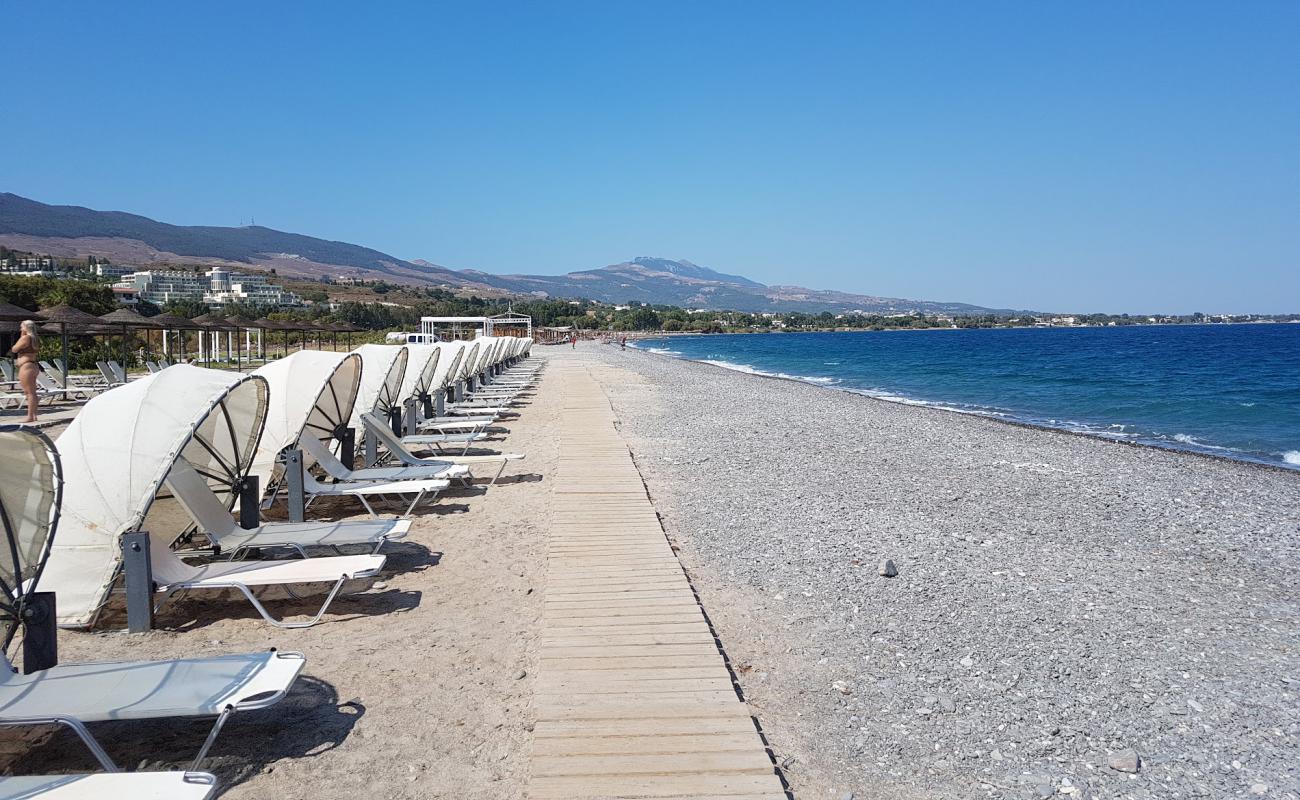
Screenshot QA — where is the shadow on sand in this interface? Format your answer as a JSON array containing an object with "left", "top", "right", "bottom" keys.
[{"left": 0, "top": 675, "right": 364, "bottom": 796}]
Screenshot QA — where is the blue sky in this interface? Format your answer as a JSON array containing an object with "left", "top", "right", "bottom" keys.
[{"left": 2, "top": 1, "right": 1297, "bottom": 313}]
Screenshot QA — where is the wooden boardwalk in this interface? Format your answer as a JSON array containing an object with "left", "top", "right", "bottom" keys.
[{"left": 531, "top": 360, "right": 786, "bottom": 799}]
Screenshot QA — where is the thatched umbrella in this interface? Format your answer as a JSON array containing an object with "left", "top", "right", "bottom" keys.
[
  {"left": 333, "top": 320, "right": 362, "bottom": 350},
  {"left": 98, "top": 308, "right": 161, "bottom": 372},
  {"left": 281, "top": 319, "right": 311, "bottom": 352},
  {"left": 0, "top": 302, "right": 44, "bottom": 323},
  {"left": 190, "top": 314, "right": 229, "bottom": 367},
  {"left": 147, "top": 313, "right": 199, "bottom": 364},
  {"left": 221, "top": 315, "right": 258, "bottom": 370},
  {"left": 251, "top": 317, "right": 288, "bottom": 359},
  {"left": 320, "top": 321, "right": 343, "bottom": 351},
  {"left": 35, "top": 305, "right": 100, "bottom": 397}
]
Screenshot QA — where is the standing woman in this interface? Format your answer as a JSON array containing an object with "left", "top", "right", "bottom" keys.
[{"left": 9, "top": 320, "right": 40, "bottom": 423}]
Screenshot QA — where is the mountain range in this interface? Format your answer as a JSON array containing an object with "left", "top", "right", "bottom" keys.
[{"left": 0, "top": 193, "right": 1005, "bottom": 314}]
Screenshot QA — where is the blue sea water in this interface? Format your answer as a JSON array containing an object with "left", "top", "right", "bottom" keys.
[{"left": 636, "top": 325, "right": 1300, "bottom": 470}]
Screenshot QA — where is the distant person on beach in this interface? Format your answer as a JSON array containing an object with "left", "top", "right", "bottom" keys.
[
  {"left": 570, "top": 334, "right": 576, "bottom": 349},
  {"left": 620, "top": 336, "right": 627, "bottom": 351},
  {"left": 9, "top": 320, "right": 40, "bottom": 423}
]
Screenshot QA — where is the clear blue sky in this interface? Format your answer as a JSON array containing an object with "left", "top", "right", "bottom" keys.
[{"left": 3, "top": 1, "right": 1297, "bottom": 314}]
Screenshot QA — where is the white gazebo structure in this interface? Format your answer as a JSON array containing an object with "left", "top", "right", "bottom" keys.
[{"left": 418, "top": 313, "right": 532, "bottom": 341}]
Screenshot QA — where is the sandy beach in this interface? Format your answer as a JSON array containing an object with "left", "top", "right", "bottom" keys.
[
  {"left": 0, "top": 372, "right": 557, "bottom": 799},
  {"left": 578, "top": 345, "right": 1300, "bottom": 800}
]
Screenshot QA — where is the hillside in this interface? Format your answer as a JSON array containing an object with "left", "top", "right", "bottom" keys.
[
  {"left": 0, "top": 192, "right": 485, "bottom": 290},
  {"left": 0, "top": 193, "right": 1007, "bottom": 314},
  {"left": 473, "top": 257, "right": 1006, "bottom": 315}
]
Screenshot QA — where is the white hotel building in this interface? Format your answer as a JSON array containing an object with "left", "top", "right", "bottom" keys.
[{"left": 116, "top": 267, "right": 302, "bottom": 308}]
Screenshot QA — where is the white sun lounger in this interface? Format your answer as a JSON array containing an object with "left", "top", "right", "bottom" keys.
[
  {"left": 299, "top": 434, "right": 470, "bottom": 486},
  {"left": 94, "top": 362, "right": 125, "bottom": 388},
  {"left": 165, "top": 457, "right": 412, "bottom": 556},
  {"left": 299, "top": 469, "right": 450, "bottom": 518},
  {"left": 362, "top": 413, "right": 525, "bottom": 485},
  {"left": 0, "top": 650, "right": 304, "bottom": 772},
  {"left": 150, "top": 539, "right": 385, "bottom": 628},
  {"left": 362, "top": 412, "right": 486, "bottom": 456},
  {"left": 0, "top": 772, "right": 217, "bottom": 800}
]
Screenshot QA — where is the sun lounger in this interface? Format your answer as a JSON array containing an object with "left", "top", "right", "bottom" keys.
[
  {"left": 50, "top": 360, "right": 107, "bottom": 389},
  {"left": 150, "top": 543, "right": 385, "bottom": 628},
  {"left": 165, "top": 457, "right": 412, "bottom": 556},
  {"left": 34, "top": 368, "right": 98, "bottom": 400},
  {"left": 0, "top": 650, "right": 304, "bottom": 772},
  {"left": 0, "top": 772, "right": 217, "bottom": 800},
  {"left": 146, "top": 360, "right": 163, "bottom": 374},
  {"left": 299, "top": 433, "right": 470, "bottom": 486},
  {"left": 299, "top": 468, "right": 450, "bottom": 518},
  {"left": 362, "top": 411, "right": 486, "bottom": 455},
  {"left": 94, "top": 362, "right": 124, "bottom": 388},
  {"left": 362, "top": 413, "right": 525, "bottom": 485}
]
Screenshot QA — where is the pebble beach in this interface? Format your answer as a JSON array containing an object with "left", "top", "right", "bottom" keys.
[{"left": 580, "top": 343, "right": 1300, "bottom": 800}]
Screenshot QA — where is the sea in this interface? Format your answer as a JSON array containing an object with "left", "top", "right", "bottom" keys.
[{"left": 635, "top": 324, "right": 1300, "bottom": 471}]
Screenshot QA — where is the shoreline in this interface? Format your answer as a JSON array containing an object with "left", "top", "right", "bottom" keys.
[{"left": 630, "top": 338, "right": 1300, "bottom": 475}]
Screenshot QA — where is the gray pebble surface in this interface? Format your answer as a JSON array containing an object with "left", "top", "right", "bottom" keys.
[{"left": 566, "top": 344, "right": 1300, "bottom": 800}]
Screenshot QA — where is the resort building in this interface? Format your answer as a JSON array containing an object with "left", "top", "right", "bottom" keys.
[
  {"left": 115, "top": 268, "right": 303, "bottom": 308},
  {"left": 94, "top": 263, "right": 135, "bottom": 280},
  {"left": 204, "top": 267, "right": 303, "bottom": 307},
  {"left": 0, "top": 254, "right": 59, "bottom": 276}
]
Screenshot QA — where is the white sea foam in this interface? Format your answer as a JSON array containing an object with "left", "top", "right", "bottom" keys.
[
  {"left": 697, "top": 359, "right": 841, "bottom": 387},
  {"left": 1283, "top": 451, "right": 1300, "bottom": 466}
]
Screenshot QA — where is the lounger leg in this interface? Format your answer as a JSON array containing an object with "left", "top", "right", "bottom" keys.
[
  {"left": 189, "top": 706, "right": 234, "bottom": 771},
  {"left": 358, "top": 494, "right": 377, "bottom": 518},
  {"left": 30, "top": 718, "right": 122, "bottom": 772},
  {"left": 403, "top": 489, "right": 427, "bottom": 516},
  {"left": 153, "top": 587, "right": 180, "bottom": 616},
  {"left": 492, "top": 460, "right": 507, "bottom": 486},
  {"left": 232, "top": 578, "right": 349, "bottom": 628}
]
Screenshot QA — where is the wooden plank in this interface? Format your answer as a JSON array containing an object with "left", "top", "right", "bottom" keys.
[
  {"left": 529, "top": 773, "right": 784, "bottom": 799},
  {"left": 532, "top": 750, "right": 774, "bottom": 777},
  {"left": 531, "top": 732, "right": 764, "bottom": 756}
]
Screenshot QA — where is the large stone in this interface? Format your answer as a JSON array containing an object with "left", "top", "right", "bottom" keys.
[
  {"left": 1108, "top": 749, "right": 1141, "bottom": 773},
  {"left": 879, "top": 559, "right": 899, "bottom": 577}
]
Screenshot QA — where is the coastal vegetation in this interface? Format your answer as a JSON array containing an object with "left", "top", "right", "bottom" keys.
[{"left": 3, "top": 271, "right": 1296, "bottom": 342}]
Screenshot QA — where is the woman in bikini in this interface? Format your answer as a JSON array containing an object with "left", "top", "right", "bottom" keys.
[{"left": 9, "top": 320, "right": 40, "bottom": 423}]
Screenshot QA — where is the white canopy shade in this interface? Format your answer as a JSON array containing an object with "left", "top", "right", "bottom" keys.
[
  {"left": 398, "top": 344, "right": 441, "bottom": 404},
  {"left": 45, "top": 366, "right": 269, "bottom": 627},
  {"left": 454, "top": 342, "right": 480, "bottom": 384},
  {"left": 250, "top": 351, "right": 361, "bottom": 494},
  {"left": 349, "top": 344, "right": 408, "bottom": 431},
  {"left": 0, "top": 425, "right": 62, "bottom": 643},
  {"left": 429, "top": 342, "right": 466, "bottom": 396}
]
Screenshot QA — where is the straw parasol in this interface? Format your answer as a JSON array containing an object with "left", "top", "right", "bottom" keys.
[
  {"left": 332, "top": 320, "right": 362, "bottom": 350},
  {"left": 280, "top": 319, "right": 312, "bottom": 352},
  {"left": 0, "top": 302, "right": 45, "bottom": 323},
  {"left": 99, "top": 308, "right": 162, "bottom": 371},
  {"left": 36, "top": 305, "right": 103, "bottom": 396},
  {"left": 148, "top": 313, "right": 200, "bottom": 364},
  {"left": 251, "top": 317, "right": 289, "bottom": 358},
  {"left": 222, "top": 315, "right": 258, "bottom": 369},
  {"left": 190, "top": 313, "right": 230, "bottom": 367}
]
